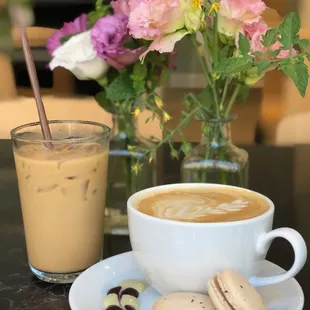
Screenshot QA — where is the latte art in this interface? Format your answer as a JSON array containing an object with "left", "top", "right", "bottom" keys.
[
  {"left": 136, "top": 187, "right": 270, "bottom": 223},
  {"left": 153, "top": 198, "right": 249, "bottom": 221}
]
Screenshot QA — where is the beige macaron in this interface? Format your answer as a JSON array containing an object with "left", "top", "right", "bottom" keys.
[
  {"left": 207, "top": 270, "right": 266, "bottom": 310},
  {"left": 153, "top": 292, "right": 216, "bottom": 310}
]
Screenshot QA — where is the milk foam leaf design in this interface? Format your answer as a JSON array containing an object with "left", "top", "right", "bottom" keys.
[
  {"left": 152, "top": 198, "right": 213, "bottom": 220},
  {"left": 217, "top": 200, "right": 249, "bottom": 212},
  {"left": 152, "top": 198, "right": 250, "bottom": 220}
]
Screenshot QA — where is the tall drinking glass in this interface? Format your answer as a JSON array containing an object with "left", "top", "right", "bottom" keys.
[{"left": 11, "top": 120, "right": 110, "bottom": 283}]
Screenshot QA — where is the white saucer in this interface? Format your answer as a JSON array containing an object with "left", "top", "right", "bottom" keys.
[{"left": 69, "top": 251, "right": 304, "bottom": 310}]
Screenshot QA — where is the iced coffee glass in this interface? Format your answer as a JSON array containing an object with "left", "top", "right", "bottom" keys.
[{"left": 11, "top": 120, "right": 110, "bottom": 283}]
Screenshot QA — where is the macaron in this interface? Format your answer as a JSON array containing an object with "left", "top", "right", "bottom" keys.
[
  {"left": 207, "top": 270, "right": 266, "bottom": 310},
  {"left": 152, "top": 292, "right": 215, "bottom": 310}
]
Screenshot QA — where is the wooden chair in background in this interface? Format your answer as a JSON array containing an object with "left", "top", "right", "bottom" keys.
[{"left": 0, "top": 27, "right": 161, "bottom": 140}]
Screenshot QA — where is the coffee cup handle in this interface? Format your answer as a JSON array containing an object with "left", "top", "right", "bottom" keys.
[{"left": 250, "top": 228, "right": 307, "bottom": 287}]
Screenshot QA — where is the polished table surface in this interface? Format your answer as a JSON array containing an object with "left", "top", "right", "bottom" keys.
[{"left": 1, "top": 139, "right": 310, "bottom": 309}]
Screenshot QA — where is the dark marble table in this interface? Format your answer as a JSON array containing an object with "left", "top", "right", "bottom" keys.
[{"left": 1, "top": 140, "right": 310, "bottom": 309}]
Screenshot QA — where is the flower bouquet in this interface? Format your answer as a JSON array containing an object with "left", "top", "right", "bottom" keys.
[
  {"left": 47, "top": 0, "right": 171, "bottom": 231},
  {"left": 121, "top": 0, "right": 310, "bottom": 186}
]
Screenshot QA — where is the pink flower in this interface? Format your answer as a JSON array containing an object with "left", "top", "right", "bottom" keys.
[
  {"left": 239, "top": 21, "right": 297, "bottom": 59},
  {"left": 240, "top": 21, "right": 269, "bottom": 54},
  {"left": 91, "top": 14, "right": 145, "bottom": 70},
  {"left": 111, "top": 0, "right": 130, "bottom": 16},
  {"left": 46, "top": 14, "right": 88, "bottom": 56},
  {"left": 220, "top": 0, "right": 267, "bottom": 24},
  {"left": 128, "top": 0, "right": 183, "bottom": 40},
  {"left": 218, "top": 0, "right": 267, "bottom": 37},
  {"left": 128, "top": 0, "right": 202, "bottom": 60}
]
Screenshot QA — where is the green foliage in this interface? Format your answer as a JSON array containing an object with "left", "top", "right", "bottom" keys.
[
  {"left": 238, "top": 34, "right": 250, "bottom": 56},
  {"left": 262, "top": 28, "right": 280, "bottom": 47},
  {"left": 267, "top": 50, "right": 280, "bottom": 57},
  {"left": 197, "top": 87, "right": 213, "bottom": 107},
  {"left": 254, "top": 59, "right": 270, "bottom": 75},
  {"left": 280, "top": 63, "right": 309, "bottom": 97},
  {"left": 215, "top": 56, "right": 253, "bottom": 77},
  {"left": 159, "top": 66, "right": 169, "bottom": 86},
  {"left": 237, "top": 85, "right": 249, "bottom": 104},
  {"left": 299, "top": 39, "right": 309, "bottom": 49},
  {"left": 279, "top": 12, "right": 300, "bottom": 49},
  {"left": 59, "top": 34, "right": 75, "bottom": 45},
  {"left": 218, "top": 45, "right": 231, "bottom": 62},
  {"left": 131, "top": 63, "right": 147, "bottom": 81},
  {"left": 130, "top": 63, "right": 148, "bottom": 96},
  {"left": 251, "top": 51, "right": 264, "bottom": 57},
  {"left": 105, "top": 71, "right": 136, "bottom": 101},
  {"left": 95, "top": 91, "right": 115, "bottom": 114},
  {"left": 88, "top": 0, "right": 111, "bottom": 28},
  {"left": 181, "top": 142, "right": 192, "bottom": 155}
]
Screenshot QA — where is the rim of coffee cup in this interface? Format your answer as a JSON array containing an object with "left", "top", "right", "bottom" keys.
[{"left": 127, "top": 183, "right": 275, "bottom": 226}]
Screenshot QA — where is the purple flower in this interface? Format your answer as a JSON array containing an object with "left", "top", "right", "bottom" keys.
[
  {"left": 46, "top": 14, "right": 88, "bottom": 56},
  {"left": 91, "top": 14, "right": 145, "bottom": 70}
]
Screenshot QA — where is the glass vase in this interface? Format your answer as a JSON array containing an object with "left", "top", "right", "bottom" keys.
[
  {"left": 181, "top": 117, "right": 249, "bottom": 187},
  {"left": 104, "top": 114, "right": 156, "bottom": 234}
]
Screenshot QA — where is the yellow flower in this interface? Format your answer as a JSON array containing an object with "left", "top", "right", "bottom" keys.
[
  {"left": 128, "top": 145, "right": 136, "bottom": 155},
  {"left": 131, "top": 162, "right": 142, "bottom": 174},
  {"left": 149, "top": 154, "right": 154, "bottom": 163},
  {"left": 192, "top": 0, "right": 201, "bottom": 9},
  {"left": 209, "top": 2, "right": 220, "bottom": 14},
  {"left": 131, "top": 164, "right": 139, "bottom": 174},
  {"left": 132, "top": 108, "right": 141, "bottom": 116},
  {"left": 163, "top": 111, "right": 172, "bottom": 123},
  {"left": 155, "top": 96, "right": 163, "bottom": 108}
]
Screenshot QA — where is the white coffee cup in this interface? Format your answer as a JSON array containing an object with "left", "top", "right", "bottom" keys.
[{"left": 128, "top": 184, "right": 307, "bottom": 295}]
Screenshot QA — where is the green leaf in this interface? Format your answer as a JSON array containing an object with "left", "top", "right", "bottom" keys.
[
  {"left": 279, "top": 12, "right": 300, "bottom": 49},
  {"left": 299, "top": 39, "right": 310, "bottom": 49},
  {"left": 237, "top": 85, "right": 249, "bottom": 104},
  {"left": 251, "top": 51, "right": 264, "bottom": 57},
  {"left": 88, "top": 3, "right": 111, "bottom": 28},
  {"left": 255, "top": 59, "right": 271, "bottom": 74},
  {"left": 133, "top": 79, "right": 145, "bottom": 96},
  {"left": 307, "top": 53, "right": 310, "bottom": 61},
  {"left": 130, "top": 63, "right": 147, "bottom": 81},
  {"left": 181, "top": 142, "right": 192, "bottom": 155},
  {"left": 298, "top": 55, "right": 305, "bottom": 63},
  {"left": 106, "top": 72, "right": 136, "bottom": 101},
  {"left": 159, "top": 66, "right": 169, "bottom": 86},
  {"left": 267, "top": 50, "right": 280, "bottom": 57},
  {"left": 262, "top": 27, "right": 280, "bottom": 47},
  {"left": 215, "top": 57, "right": 253, "bottom": 77},
  {"left": 197, "top": 87, "right": 213, "bottom": 106},
  {"left": 238, "top": 33, "right": 250, "bottom": 56},
  {"left": 59, "top": 34, "right": 74, "bottom": 45},
  {"left": 280, "top": 62, "right": 309, "bottom": 97},
  {"left": 194, "top": 110, "right": 207, "bottom": 121},
  {"left": 170, "top": 149, "right": 179, "bottom": 160},
  {"left": 95, "top": 91, "right": 115, "bottom": 113},
  {"left": 183, "top": 98, "right": 193, "bottom": 110},
  {"left": 219, "top": 45, "right": 231, "bottom": 62}
]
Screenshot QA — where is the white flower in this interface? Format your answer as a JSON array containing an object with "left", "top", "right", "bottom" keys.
[{"left": 49, "top": 31, "right": 109, "bottom": 80}]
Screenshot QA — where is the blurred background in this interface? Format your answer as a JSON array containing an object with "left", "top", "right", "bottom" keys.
[{"left": 1, "top": 0, "right": 310, "bottom": 146}]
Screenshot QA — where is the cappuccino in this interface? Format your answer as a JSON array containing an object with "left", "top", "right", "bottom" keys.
[{"left": 136, "top": 187, "right": 269, "bottom": 223}]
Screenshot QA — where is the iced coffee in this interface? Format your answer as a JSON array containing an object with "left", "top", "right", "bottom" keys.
[{"left": 11, "top": 121, "right": 110, "bottom": 283}]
